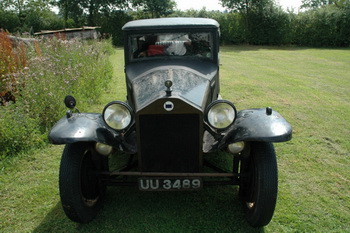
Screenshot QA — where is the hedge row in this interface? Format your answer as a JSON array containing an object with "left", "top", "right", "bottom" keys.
[{"left": 1, "top": 5, "right": 349, "bottom": 47}]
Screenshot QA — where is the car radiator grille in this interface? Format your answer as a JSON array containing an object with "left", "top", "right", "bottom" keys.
[{"left": 139, "top": 114, "right": 200, "bottom": 172}]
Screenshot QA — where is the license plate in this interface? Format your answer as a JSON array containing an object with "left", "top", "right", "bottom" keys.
[{"left": 138, "top": 177, "right": 202, "bottom": 191}]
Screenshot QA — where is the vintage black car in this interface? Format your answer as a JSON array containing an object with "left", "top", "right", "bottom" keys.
[{"left": 49, "top": 18, "right": 292, "bottom": 227}]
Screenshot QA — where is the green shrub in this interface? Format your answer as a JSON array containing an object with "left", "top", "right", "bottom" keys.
[
  {"left": 0, "top": 38, "right": 114, "bottom": 159},
  {"left": 246, "top": 4, "right": 291, "bottom": 45},
  {"left": 0, "top": 107, "right": 45, "bottom": 159},
  {"left": 100, "top": 11, "right": 133, "bottom": 46},
  {"left": 0, "top": 10, "right": 21, "bottom": 32},
  {"left": 291, "top": 5, "right": 350, "bottom": 46}
]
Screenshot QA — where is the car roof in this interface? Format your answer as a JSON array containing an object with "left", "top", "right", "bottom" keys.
[{"left": 122, "top": 17, "right": 220, "bottom": 31}]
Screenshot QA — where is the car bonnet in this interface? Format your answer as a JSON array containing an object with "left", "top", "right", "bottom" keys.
[{"left": 126, "top": 61, "right": 218, "bottom": 112}]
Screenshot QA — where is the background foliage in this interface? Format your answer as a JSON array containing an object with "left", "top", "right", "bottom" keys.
[{"left": 1, "top": 0, "right": 350, "bottom": 47}]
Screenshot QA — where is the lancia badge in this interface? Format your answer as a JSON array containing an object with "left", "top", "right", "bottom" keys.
[{"left": 164, "top": 101, "right": 174, "bottom": 111}]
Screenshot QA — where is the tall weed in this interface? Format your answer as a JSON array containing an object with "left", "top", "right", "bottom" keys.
[
  {"left": 0, "top": 38, "right": 114, "bottom": 159},
  {"left": 0, "top": 31, "right": 27, "bottom": 94}
]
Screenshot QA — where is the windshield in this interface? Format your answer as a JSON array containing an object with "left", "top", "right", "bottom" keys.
[{"left": 128, "top": 32, "right": 213, "bottom": 61}]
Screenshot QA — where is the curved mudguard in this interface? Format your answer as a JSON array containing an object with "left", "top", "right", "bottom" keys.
[
  {"left": 49, "top": 113, "right": 119, "bottom": 146},
  {"left": 219, "top": 108, "right": 292, "bottom": 148}
]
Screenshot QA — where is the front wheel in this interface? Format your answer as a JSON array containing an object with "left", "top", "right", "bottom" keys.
[
  {"left": 239, "top": 142, "right": 278, "bottom": 227},
  {"left": 59, "top": 142, "right": 107, "bottom": 223}
]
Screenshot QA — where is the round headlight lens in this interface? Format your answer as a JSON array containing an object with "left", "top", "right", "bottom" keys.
[
  {"left": 206, "top": 101, "right": 236, "bottom": 130},
  {"left": 103, "top": 102, "right": 132, "bottom": 130}
]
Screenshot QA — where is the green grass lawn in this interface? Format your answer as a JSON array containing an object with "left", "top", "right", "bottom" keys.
[{"left": 1, "top": 46, "right": 349, "bottom": 232}]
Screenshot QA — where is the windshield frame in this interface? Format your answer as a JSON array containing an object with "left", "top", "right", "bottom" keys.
[{"left": 124, "top": 28, "right": 219, "bottom": 65}]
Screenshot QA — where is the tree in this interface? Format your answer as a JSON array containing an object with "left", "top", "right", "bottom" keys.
[
  {"left": 132, "top": 0, "right": 176, "bottom": 18},
  {"left": 79, "top": 0, "right": 129, "bottom": 26},
  {"left": 219, "top": 0, "right": 272, "bottom": 14},
  {"left": 100, "top": 10, "right": 132, "bottom": 46},
  {"left": 0, "top": 11, "right": 19, "bottom": 32},
  {"left": 0, "top": 0, "right": 52, "bottom": 14},
  {"left": 301, "top": 0, "right": 350, "bottom": 9},
  {"left": 53, "top": 0, "right": 129, "bottom": 26},
  {"left": 54, "top": 0, "right": 84, "bottom": 27},
  {"left": 0, "top": 0, "right": 51, "bottom": 24},
  {"left": 291, "top": 3, "right": 350, "bottom": 46},
  {"left": 0, "top": 0, "right": 61, "bottom": 32},
  {"left": 219, "top": 0, "right": 279, "bottom": 44}
]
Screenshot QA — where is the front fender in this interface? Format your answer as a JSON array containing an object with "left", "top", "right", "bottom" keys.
[
  {"left": 219, "top": 108, "right": 292, "bottom": 148},
  {"left": 49, "top": 113, "right": 119, "bottom": 146}
]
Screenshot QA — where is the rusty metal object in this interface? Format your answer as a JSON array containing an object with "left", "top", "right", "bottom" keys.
[{"left": 0, "top": 91, "right": 16, "bottom": 106}]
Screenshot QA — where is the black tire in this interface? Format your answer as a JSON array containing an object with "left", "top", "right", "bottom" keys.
[
  {"left": 239, "top": 142, "right": 278, "bottom": 227},
  {"left": 59, "top": 142, "right": 107, "bottom": 223}
]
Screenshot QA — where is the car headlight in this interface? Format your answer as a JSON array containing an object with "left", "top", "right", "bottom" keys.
[
  {"left": 103, "top": 101, "right": 133, "bottom": 131},
  {"left": 205, "top": 100, "right": 237, "bottom": 130}
]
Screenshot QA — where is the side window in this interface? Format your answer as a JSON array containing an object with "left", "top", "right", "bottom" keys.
[{"left": 130, "top": 37, "right": 138, "bottom": 58}]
